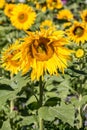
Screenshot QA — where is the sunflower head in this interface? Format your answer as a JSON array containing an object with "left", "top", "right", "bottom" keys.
[
  {"left": 66, "top": 21, "right": 87, "bottom": 44},
  {"left": 1, "top": 41, "right": 21, "bottom": 75},
  {"left": 75, "top": 49, "right": 84, "bottom": 58},
  {"left": 10, "top": 3, "right": 36, "bottom": 30},
  {"left": 1, "top": 28, "right": 72, "bottom": 80},
  {"left": 17, "top": 28, "right": 72, "bottom": 80},
  {"left": 57, "top": 9, "right": 73, "bottom": 21}
]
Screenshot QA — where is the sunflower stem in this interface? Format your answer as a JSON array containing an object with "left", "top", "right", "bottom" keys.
[
  {"left": 10, "top": 100, "right": 14, "bottom": 113},
  {"left": 39, "top": 117, "right": 43, "bottom": 130},
  {"left": 39, "top": 76, "right": 44, "bottom": 130},
  {"left": 10, "top": 75, "right": 14, "bottom": 113}
]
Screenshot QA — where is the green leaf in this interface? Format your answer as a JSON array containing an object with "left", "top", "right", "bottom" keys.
[
  {"left": 0, "top": 77, "right": 11, "bottom": 86},
  {"left": 0, "top": 119, "right": 11, "bottom": 130},
  {"left": 50, "top": 103, "right": 75, "bottom": 126},
  {"left": 0, "top": 90, "right": 14, "bottom": 106},
  {"left": 46, "top": 84, "right": 56, "bottom": 91},
  {"left": 38, "top": 103, "right": 75, "bottom": 126},
  {"left": 45, "top": 92, "right": 58, "bottom": 98},
  {"left": 26, "top": 95, "right": 37, "bottom": 105},
  {"left": 20, "top": 115, "right": 37, "bottom": 126},
  {"left": 80, "top": 95, "right": 87, "bottom": 106},
  {"left": 0, "top": 72, "right": 30, "bottom": 106},
  {"left": 45, "top": 75, "right": 64, "bottom": 87},
  {"left": 45, "top": 97, "right": 58, "bottom": 106},
  {"left": 38, "top": 106, "right": 55, "bottom": 121},
  {"left": 71, "top": 95, "right": 87, "bottom": 108}
]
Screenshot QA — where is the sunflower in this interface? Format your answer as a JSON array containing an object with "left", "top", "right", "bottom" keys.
[
  {"left": 10, "top": 4, "right": 36, "bottom": 30},
  {"left": 13, "top": 28, "right": 72, "bottom": 80},
  {"left": 0, "top": 0, "right": 5, "bottom": 9},
  {"left": 66, "top": 21, "right": 87, "bottom": 44},
  {"left": 47, "top": 0, "right": 63, "bottom": 10},
  {"left": 1, "top": 40, "right": 21, "bottom": 75},
  {"left": 57, "top": 9, "right": 73, "bottom": 21},
  {"left": 4, "top": 4, "right": 16, "bottom": 18},
  {"left": 40, "top": 19, "right": 55, "bottom": 29},
  {"left": 75, "top": 48, "right": 84, "bottom": 58},
  {"left": 80, "top": 10, "right": 87, "bottom": 23}
]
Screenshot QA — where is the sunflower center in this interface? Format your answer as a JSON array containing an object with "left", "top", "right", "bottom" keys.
[
  {"left": 18, "top": 12, "right": 28, "bottom": 23},
  {"left": 37, "top": 44, "right": 46, "bottom": 53},
  {"left": 73, "top": 26, "right": 84, "bottom": 36},
  {"left": 31, "top": 37, "right": 54, "bottom": 61}
]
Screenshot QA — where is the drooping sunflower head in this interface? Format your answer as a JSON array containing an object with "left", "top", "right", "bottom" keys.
[
  {"left": 4, "top": 3, "right": 16, "bottom": 18},
  {"left": 80, "top": 10, "right": 87, "bottom": 23},
  {"left": 0, "top": 0, "right": 5, "bottom": 9},
  {"left": 47, "top": 0, "right": 63, "bottom": 10},
  {"left": 75, "top": 48, "right": 84, "bottom": 58},
  {"left": 57, "top": 9, "right": 73, "bottom": 21},
  {"left": 18, "top": 28, "right": 72, "bottom": 80},
  {"left": 1, "top": 40, "right": 21, "bottom": 75},
  {"left": 66, "top": 21, "right": 87, "bottom": 44},
  {"left": 10, "top": 3, "right": 36, "bottom": 30}
]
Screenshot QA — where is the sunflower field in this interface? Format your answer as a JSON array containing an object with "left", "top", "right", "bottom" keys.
[{"left": 1, "top": 0, "right": 87, "bottom": 130}]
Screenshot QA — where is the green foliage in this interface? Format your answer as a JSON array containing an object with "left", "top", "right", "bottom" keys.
[
  {"left": 1, "top": 119, "right": 11, "bottom": 130},
  {"left": 38, "top": 103, "right": 75, "bottom": 126}
]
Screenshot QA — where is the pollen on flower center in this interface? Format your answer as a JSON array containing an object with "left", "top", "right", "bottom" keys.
[
  {"left": 73, "top": 26, "right": 84, "bottom": 36},
  {"left": 31, "top": 37, "right": 54, "bottom": 61},
  {"left": 18, "top": 12, "right": 28, "bottom": 23}
]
